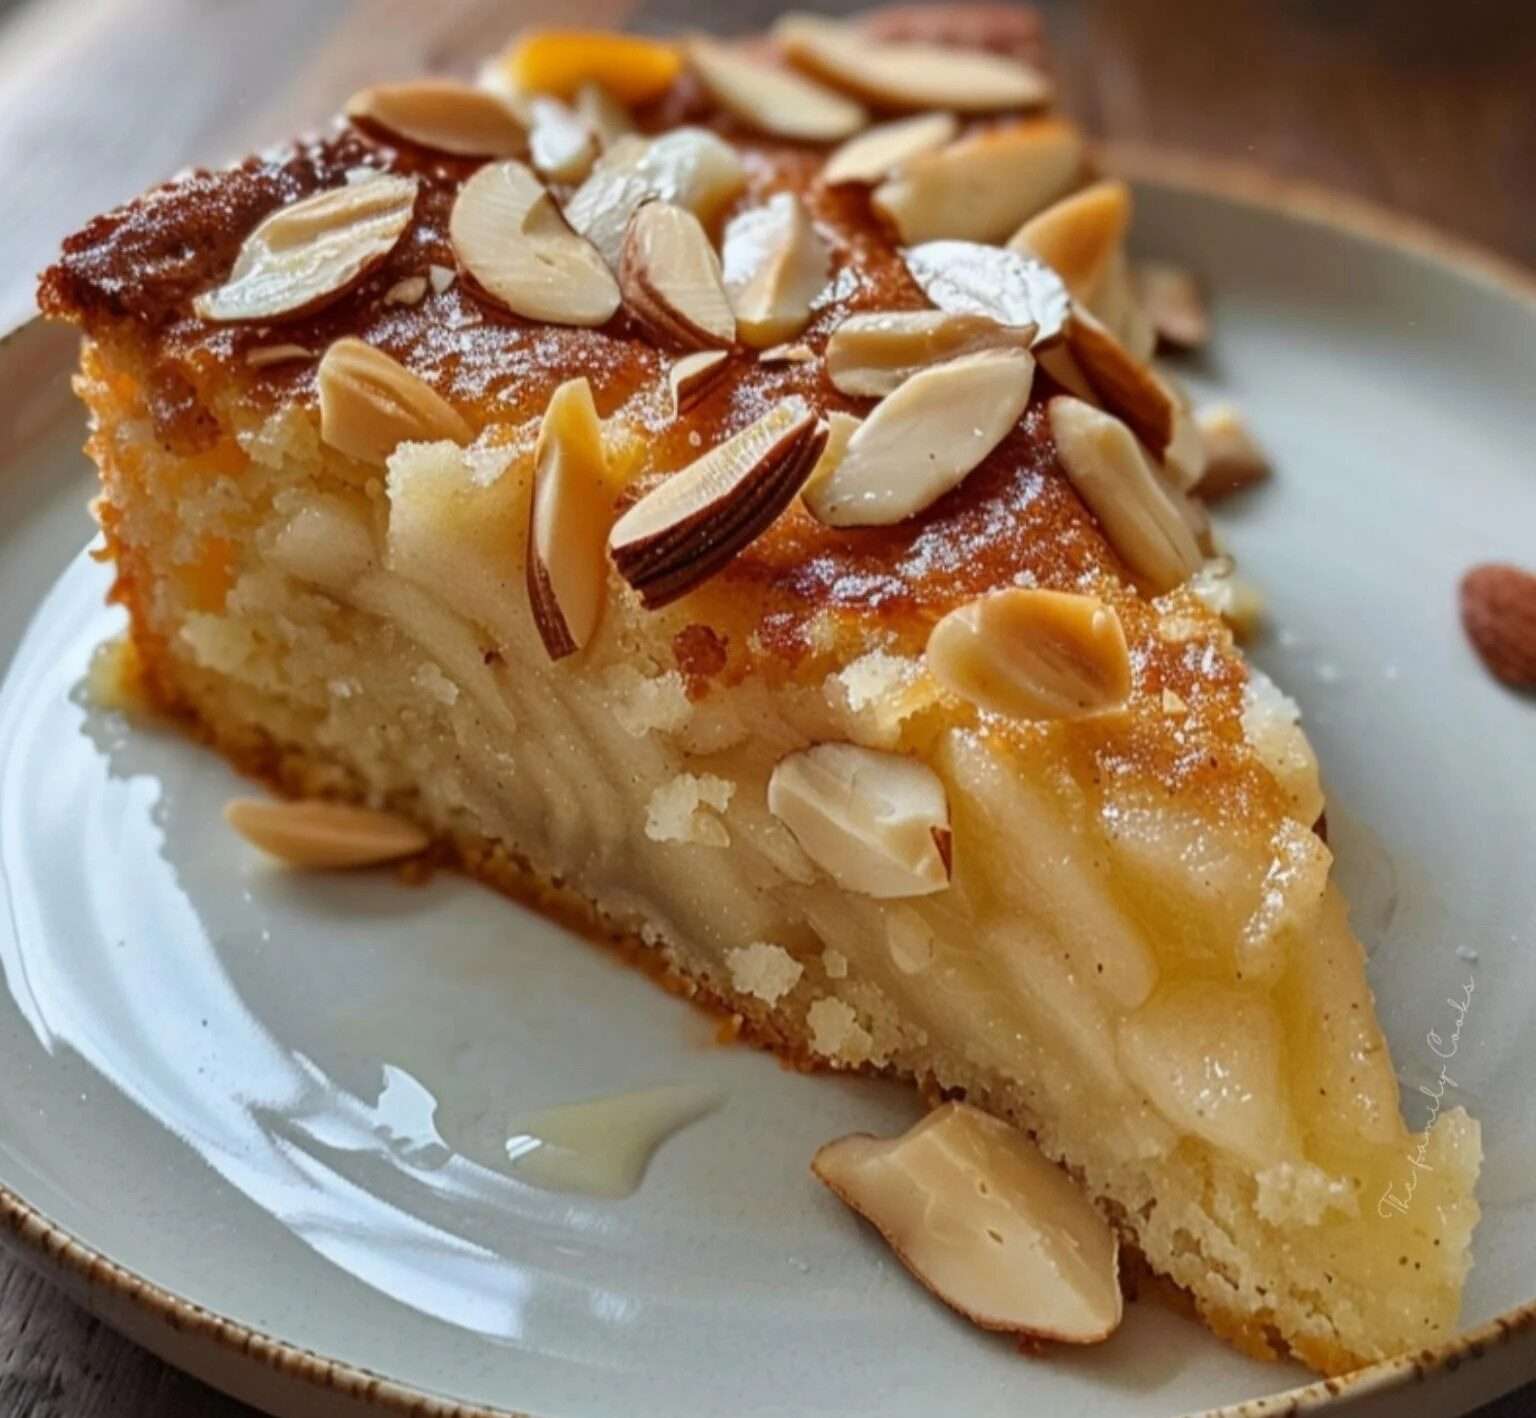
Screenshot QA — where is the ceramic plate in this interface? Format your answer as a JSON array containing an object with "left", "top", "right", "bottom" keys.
[{"left": 1, "top": 160, "right": 1533, "bottom": 1418}]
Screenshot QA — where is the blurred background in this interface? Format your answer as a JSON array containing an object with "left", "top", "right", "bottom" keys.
[{"left": 0, "top": 0, "right": 1532, "bottom": 1414}]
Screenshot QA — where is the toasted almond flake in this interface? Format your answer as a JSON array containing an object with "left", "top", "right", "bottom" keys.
[
  {"left": 565, "top": 127, "right": 746, "bottom": 271},
  {"left": 767, "top": 742, "right": 951, "bottom": 898},
  {"left": 927, "top": 588, "right": 1131, "bottom": 721},
  {"left": 384, "top": 274, "right": 428, "bottom": 306},
  {"left": 575, "top": 80, "right": 635, "bottom": 150},
  {"left": 526, "top": 95, "right": 598, "bottom": 182},
  {"left": 1193, "top": 404, "right": 1271, "bottom": 499},
  {"left": 801, "top": 410, "right": 860, "bottom": 504},
  {"left": 774, "top": 13, "right": 1052, "bottom": 112},
  {"left": 224, "top": 797, "right": 429, "bottom": 868},
  {"left": 427, "top": 263, "right": 456, "bottom": 294},
  {"left": 317, "top": 337, "right": 471, "bottom": 466},
  {"left": 620, "top": 201, "right": 736, "bottom": 349},
  {"left": 450, "top": 160, "right": 619, "bottom": 327},
  {"left": 826, "top": 309, "right": 1034, "bottom": 397},
  {"left": 902, "top": 240, "right": 1068, "bottom": 344},
  {"left": 1063, "top": 306, "right": 1179, "bottom": 456},
  {"left": 609, "top": 402, "right": 827, "bottom": 608},
  {"left": 687, "top": 37, "right": 866, "bottom": 141},
  {"left": 1087, "top": 249, "right": 1156, "bottom": 363},
  {"left": 1007, "top": 178, "right": 1132, "bottom": 300},
  {"left": 721, "top": 192, "right": 830, "bottom": 348},
  {"left": 812, "top": 1103, "right": 1122, "bottom": 1342},
  {"left": 804, "top": 348, "right": 1033, "bottom": 527},
  {"left": 822, "top": 111, "right": 958, "bottom": 186},
  {"left": 345, "top": 80, "right": 526, "bottom": 158},
  {"left": 244, "top": 342, "right": 314, "bottom": 369},
  {"left": 194, "top": 175, "right": 418, "bottom": 324},
  {"left": 1136, "top": 260, "right": 1209, "bottom": 350},
  {"left": 498, "top": 29, "right": 683, "bottom": 104},
  {"left": 527, "top": 378, "right": 612, "bottom": 660},
  {"left": 1047, "top": 395, "right": 1202, "bottom": 593},
  {"left": 666, "top": 350, "right": 732, "bottom": 418},
  {"left": 873, "top": 117, "right": 1083, "bottom": 244},
  {"left": 1035, "top": 341, "right": 1099, "bottom": 401},
  {"left": 759, "top": 342, "right": 816, "bottom": 364}
]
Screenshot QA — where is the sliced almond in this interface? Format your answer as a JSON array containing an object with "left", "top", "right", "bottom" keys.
[
  {"left": 767, "top": 742, "right": 951, "bottom": 898},
  {"left": 873, "top": 117, "right": 1083, "bottom": 245},
  {"left": 774, "top": 13, "right": 1052, "bottom": 112},
  {"left": 224, "top": 797, "right": 429, "bottom": 869},
  {"left": 801, "top": 410, "right": 860, "bottom": 504},
  {"left": 345, "top": 80, "right": 526, "bottom": 158},
  {"left": 427, "top": 263, "right": 456, "bottom": 294},
  {"left": 317, "top": 337, "right": 471, "bottom": 466},
  {"left": 1035, "top": 341, "right": 1099, "bottom": 401},
  {"left": 565, "top": 127, "right": 746, "bottom": 272},
  {"left": 759, "top": 342, "right": 816, "bottom": 365},
  {"left": 1087, "top": 249, "right": 1157, "bottom": 363},
  {"left": 1064, "top": 306, "right": 1179, "bottom": 456},
  {"left": 667, "top": 350, "right": 732, "bottom": 418},
  {"left": 721, "top": 192, "right": 830, "bottom": 349},
  {"left": 1193, "top": 404, "right": 1270, "bottom": 499},
  {"left": 574, "top": 81, "right": 635, "bottom": 151},
  {"left": 812, "top": 1103, "right": 1122, "bottom": 1342},
  {"left": 1047, "top": 395, "right": 1202, "bottom": 593},
  {"left": 687, "top": 37, "right": 866, "bottom": 141},
  {"left": 194, "top": 175, "right": 418, "bottom": 323},
  {"left": 804, "top": 348, "right": 1033, "bottom": 527},
  {"left": 450, "top": 160, "right": 619, "bottom": 327},
  {"left": 1007, "top": 179, "right": 1132, "bottom": 300},
  {"left": 620, "top": 201, "right": 736, "bottom": 349},
  {"left": 527, "top": 378, "right": 612, "bottom": 660},
  {"left": 826, "top": 309, "right": 1034, "bottom": 398},
  {"left": 1135, "top": 260, "right": 1209, "bottom": 350},
  {"left": 902, "top": 240, "right": 1069, "bottom": 344},
  {"left": 609, "top": 402, "right": 827, "bottom": 608},
  {"left": 384, "top": 274, "right": 428, "bottom": 306},
  {"left": 526, "top": 95, "right": 598, "bottom": 183},
  {"left": 822, "top": 111, "right": 958, "bottom": 186},
  {"left": 926, "top": 588, "right": 1131, "bottom": 721},
  {"left": 244, "top": 343, "right": 313, "bottom": 369}
]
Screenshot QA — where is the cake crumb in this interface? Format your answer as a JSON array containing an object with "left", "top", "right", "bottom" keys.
[
  {"left": 413, "top": 661, "right": 459, "bottom": 706},
  {"left": 807, "top": 997, "right": 873, "bottom": 1063},
  {"left": 645, "top": 773, "right": 735, "bottom": 847},
  {"left": 822, "top": 948, "right": 848, "bottom": 979},
  {"left": 726, "top": 942, "right": 804, "bottom": 1005},
  {"left": 606, "top": 666, "right": 692, "bottom": 737}
]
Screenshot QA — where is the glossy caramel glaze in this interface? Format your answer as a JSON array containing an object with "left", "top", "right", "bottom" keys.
[{"left": 40, "top": 84, "right": 1286, "bottom": 826}]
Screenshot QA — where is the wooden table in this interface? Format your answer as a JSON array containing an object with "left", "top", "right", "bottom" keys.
[{"left": 0, "top": 1, "right": 1532, "bottom": 1413}]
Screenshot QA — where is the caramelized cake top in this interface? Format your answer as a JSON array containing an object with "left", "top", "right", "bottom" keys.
[{"left": 39, "top": 20, "right": 1290, "bottom": 827}]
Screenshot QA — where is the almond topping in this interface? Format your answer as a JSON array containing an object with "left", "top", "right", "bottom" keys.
[
  {"left": 317, "top": 338, "right": 471, "bottom": 466},
  {"left": 774, "top": 13, "right": 1052, "bottom": 112},
  {"left": 812, "top": 1103, "right": 1122, "bottom": 1342},
  {"left": 609, "top": 402, "right": 827, "bottom": 608},
  {"left": 1047, "top": 395, "right": 1202, "bottom": 593},
  {"left": 345, "top": 80, "right": 526, "bottom": 158},
  {"left": 826, "top": 309, "right": 1034, "bottom": 397},
  {"left": 666, "top": 350, "right": 732, "bottom": 418},
  {"left": 721, "top": 192, "right": 830, "bottom": 348},
  {"left": 926, "top": 588, "right": 1131, "bottom": 721},
  {"left": 1135, "top": 260, "right": 1209, "bottom": 350},
  {"left": 565, "top": 127, "right": 746, "bottom": 271},
  {"left": 1460, "top": 563, "right": 1536, "bottom": 688},
  {"left": 244, "top": 343, "right": 313, "bottom": 369},
  {"left": 1193, "top": 404, "right": 1270, "bottom": 499},
  {"left": 1007, "top": 178, "right": 1132, "bottom": 300},
  {"left": 768, "top": 742, "right": 951, "bottom": 898},
  {"left": 574, "top": 81, "right": 635, "bottom": 151},
  {"left": 384, "top": 275, "right": 428, "bottom": 306},
  {"left": 450, "top": 160, "right": 620, "bottom": 327},
  {"left": 1087, "top": 249, "right": 1157, "bottom": 362},
  {"left": 620, "top": 201, "right": 736, "bottom": 350},
  {"left": 873, "top": 117, "right": 1083, "bottom": 245},
  {"left": 224, "top": 797, "right": 429, "bottom": 869},
  {"left": 1191, "top": 558, "right": 1265, "bottom": 641},
  {"left": 759, "top": 342, "right": 816, "bottom": 365},
  {"left": 526, "top": 95, "right": 598, "bottom": 183},
  {"left": 801, "top": 410, "right": 861, "bottom": 504},
  {"left": 686, "top": 37, "right": 867, "bottom": 141},
  {"left": 804, "top": 348, "right": 1033, "bottom": 527},
  {"left": 193, "top": 175, "right": 418, "bottom": 324},
  {"left": 527, "top": 378, "right": 612, "bottom": 660},
  {"left": 1063, "top": 306, "right": 1179, "bottom": 456},
  {"left": 822, "top": 111, "right": 958, "bottom": 186},
  {"left": 427, "top": 263, "right": 456, "bottom": 293},
  {"left": 902, "top": 240, "right": 1069, "bottom": 344}
]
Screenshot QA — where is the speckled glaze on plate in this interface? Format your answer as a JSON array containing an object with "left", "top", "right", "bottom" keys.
[{"left": 1, "top": 156, "right": 1534, "bottom": 1418}]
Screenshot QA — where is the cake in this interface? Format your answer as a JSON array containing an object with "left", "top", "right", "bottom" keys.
[{"left": 39, "top": 8, "right": 1479, "bottom": 1376}]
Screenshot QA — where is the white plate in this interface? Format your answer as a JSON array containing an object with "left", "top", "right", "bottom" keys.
[{"left": 1, "top": 162, "right": 1534, "bottom": 1418}]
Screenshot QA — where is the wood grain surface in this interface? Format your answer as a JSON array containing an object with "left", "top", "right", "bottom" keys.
[{"left": 1, "top": 0, "right": 1532, "bottom": 1414}]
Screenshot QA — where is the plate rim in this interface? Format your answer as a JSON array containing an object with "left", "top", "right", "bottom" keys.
[{"left": 3, "top": 149, "right": 1535, "bottom": 1418}]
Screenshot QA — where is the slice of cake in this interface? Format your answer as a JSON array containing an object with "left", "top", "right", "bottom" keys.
[{"left": 39, "top": 11, "right": 1479, "bottom": 1376}]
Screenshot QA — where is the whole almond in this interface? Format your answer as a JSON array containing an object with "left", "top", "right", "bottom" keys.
[{"left": 1460, "top": 563, "right": 1536, "bottom": 688}]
